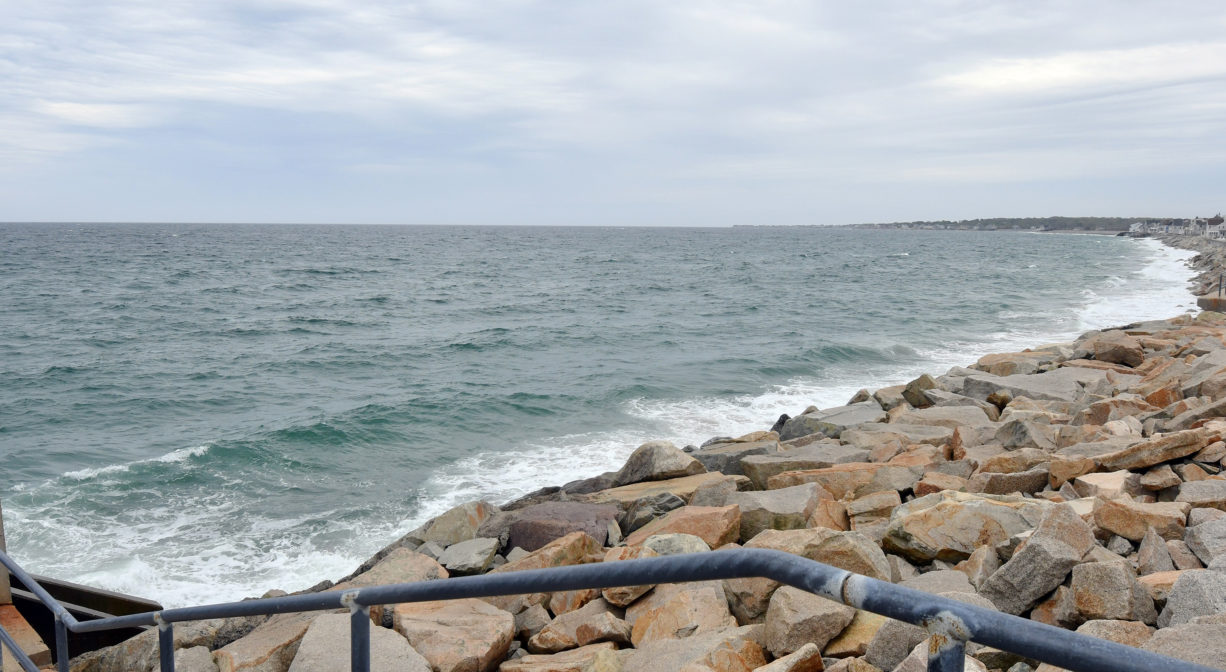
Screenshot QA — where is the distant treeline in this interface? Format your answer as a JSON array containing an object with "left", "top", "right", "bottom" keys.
[{"left": 849, "top": 216, "right": 1150, "bottom": 231}]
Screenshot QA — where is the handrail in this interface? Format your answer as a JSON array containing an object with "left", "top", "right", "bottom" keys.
[{"left": 0, "top": 547, "right": 1216, "bottom": 672}]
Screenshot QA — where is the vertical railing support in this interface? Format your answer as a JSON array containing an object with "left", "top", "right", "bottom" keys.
[
  {"left": 155, "top": 614, "right": 174, "bottom": 672},
  {"left": 342, "top": 591, "right": 369, "bottom": 672},
  {"left": 924, "top": 610, "right": 970, "bottom": 672},
  {"left": 54, "top": 616, "right": 69, "bottom": 672}
]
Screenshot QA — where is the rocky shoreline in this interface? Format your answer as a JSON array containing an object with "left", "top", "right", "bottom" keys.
[{"left": 72, "top": 243, "right": 1226, "bottom": 672}]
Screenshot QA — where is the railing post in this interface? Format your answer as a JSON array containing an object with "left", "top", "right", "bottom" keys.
[
  {"left": 155, "top": 614, "right": 174, "bottom": 672},
  {"left": 925, "top": 610, "right": 969, "bottom": 672},
  {"left": 343, "top": 592, "right": 370, "bottom": 672},
  {"left": 1, "top": 500, "right": 11, "bottom": 606},
  {"left": 54, "top": 617, "right": 69, "bottom": 672}
]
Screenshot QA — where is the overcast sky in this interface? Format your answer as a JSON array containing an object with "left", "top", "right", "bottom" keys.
[{"left": 3, "top": 1, "right": 1225, "bottom": 226}]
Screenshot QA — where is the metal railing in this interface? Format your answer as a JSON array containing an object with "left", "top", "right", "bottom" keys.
[{"left": 0, "top": 547, "right": 1216, "bottom": 672}]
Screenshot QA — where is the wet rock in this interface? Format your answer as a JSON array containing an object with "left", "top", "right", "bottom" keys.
[{"left": 618, "top": 492, "right": 686, "bottom": 534}]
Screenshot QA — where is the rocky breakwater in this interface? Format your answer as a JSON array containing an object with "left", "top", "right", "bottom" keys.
[
  {"left": 71, "top": 313, "right": 1226, "bottom": 672},
  {"left": 1158, "top": 234, "right": 1226, "bottom": 311}
]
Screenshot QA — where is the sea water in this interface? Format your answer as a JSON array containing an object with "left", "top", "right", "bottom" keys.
[{"left": 0, "top": 224, "right": 1197, "bottom": 606}]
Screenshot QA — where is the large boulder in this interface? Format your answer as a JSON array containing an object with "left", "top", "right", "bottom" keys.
[
  {"left": 778, "top": 402, "right": 887, "bottom": 441},
  {"left": 614, "top": 441, "right": 705, "bottom": 486},
  {"left": 622, "top": 505, "right": 741, "bottom": 549},
  {"left": 212, "top": 613, "right": 318, "bottom": 672},
  {"left": 1092, "top": 497, "right": 1189, "bottom": 542},
  {"left": 412, "top": 500, "right": 498, "bottom": 547},
  {"left": 483, "top": 531, "right": 604, "bottom": 613},
  {"left": 1085, "top": 330, "right": 1145, "bottom": 367},
  {"left": 504, "top": 502, "right": 619, "bottom": 552},
  {"left": 890, "top": 405, "right": 996, "bottom": 428},
  {"left": 741, "top": 444, "right": 869, "bottom": 490},
  {"left": 766, "top": 462, "right": 922, "bottom": 499},
  {"left": 1176, "top": 480, "right": 1226, "bottom": 511},
  {"left": 978, "top": 503, "right": 1094, "bottom": 615},
  {"left": 436, "top": 537, "right": 500, "bottom": 576},
  {"left": 624, "top": 581, "right": 737, "bottom": 646},
  {"left": 762, "top": 586, "right": 856, "bottom": 657},
  {"left": 527, "top": 598, "right": 631, "bottom": 653},
  {"left": 1156, "top": 570, "right": 1226, "bottom": 627},
  {"left": 691, "top": 432, "right": 780, "bottom": 476},
  {"left": 1064, "top": 561, "right": 1158, "bottom": 625},
  {"left": 621, "top": 625, "right": 766, "bottom": 672},
  {"left": 881, "top": 491, "right": 1049, "bottom": 562},
  {"left": 1094, "top": 429, "right": 1210, "bottom": 471},
  {"left": 392, "top": 599, "right": 514, "bottom": 672},
  {"left": 726, "top": 484, "right": 822, "bottom": 542},
  {"left": 1141, "top": 622, "right": 1226, "bottom": 670},
  {"left": 1186, "top": 516, "right": 1226, "bottom": 566},
  {"left": 961, "top": 368, "right": 1110, "bottom": 404}
]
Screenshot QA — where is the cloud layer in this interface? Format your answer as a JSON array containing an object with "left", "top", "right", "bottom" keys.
[{"left": 3, "top": 1, "right": 1225, "bottom": 224}]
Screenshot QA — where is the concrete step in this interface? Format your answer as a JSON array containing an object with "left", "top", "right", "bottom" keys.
[{"left": 1, "top": 603, "right": 53, "bottom": 668}]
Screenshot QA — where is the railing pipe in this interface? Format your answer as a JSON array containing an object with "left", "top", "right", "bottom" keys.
[
  {"left": 0, "top": 551, "right": 74, "bottom": 627},
  {"left": 2, "top": 548, "right": 1220, "bottom": 672},
  {"left": 53, "top": 617, "right": 69, "bottom": 672},
  {"left": 344, "top": 592, "right": 370, "bottom": 672},
  {"left": 156, "top": 614, "right": 174, "bottom": 672},
  {"left": 0, "top": 624, "right": 40, "bottom": 672}
]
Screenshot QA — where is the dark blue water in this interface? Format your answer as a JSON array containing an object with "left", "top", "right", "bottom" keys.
[{"left": 0, "top": 224, "right": 1195, "bottom": 605}]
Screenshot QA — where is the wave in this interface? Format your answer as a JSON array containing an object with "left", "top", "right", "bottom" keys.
[{"left": 62, "top": 445, "right": 211, "bottom": 481}]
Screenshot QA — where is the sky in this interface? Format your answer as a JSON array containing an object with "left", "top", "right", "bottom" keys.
[{"left": 2, "top": 1, "right": 1225, "bottom": 226}]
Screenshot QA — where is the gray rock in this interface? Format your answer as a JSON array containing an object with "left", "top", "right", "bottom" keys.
[
  {"left": 903, "top": 373, "right": 939, "bottom": 408},
  {"left": 1187, "top": 516, "right": 1226, "bottom": 566},
  {"left": 1065, "top": 561, "right": 1157, "bottom": 626},
  {"left": 1190, "top": 508, "right": 1226, "bottom": 527},
  {"left": 1142, "top": 622, "right": 1226, "bottom": 670},
  {"left": 169, "top": 647, "right": 219, "bottom": 672},
  {"left": 614, "top": 441, "right": 705, "bottom": 486},
  {"left": 966, "top": 466, "right": 1050, "bottom": 496},
  {"left": 513, "top": 603, "right": 552, "bottom": 641},
  {"left": 690, "top": 435, "right": 779, "bottom": 475},
  {"left": 411, "top": 500, "right": 499, "bottom": 547},
  {"left": 618, "top": 492, "right": 686, "bottom": 534},
  {"left": 898, "top": 569, "right": 974, "bottom": 595},
  {"left": 1137, "top": 527, "right": 1176, "bottom": 575},
  {"left": 289, "top": 613, "right": 430, "bottom": 672},
  {"left": 1106, "top": 535, "right": 1134, "bottom": 556},
  {"left": 962, "top": 368, "right": 1110, "bottom": 403},
  {"left": 763, "top": 586, "right": 856, "bottom": 657},
  {"left": 725, "top": 484, "right": 821, "bottom": 542},
  {"left": 505, "top": 501, "right": 619, "bottom": 551},
  {"left": 436, "top": 537, "right": 500, "bottom": 575},
  {"left": 778, "top": 401, "right": 887, "bottom": 441},
  {"left": 994, "top": 419, "right": 1057, "bottom": 451},
  {"left": 841, "top": 423, "right": 954, "bottom": 450},
  {"left": 923, "top": 389, "right": 1001, "bottom": 421},
  {"left": 643, "top": 533, "right": 711, "bottom": 556},
  {"left": 741, "top": 444, "right": 868, "bottom": 490},
  {"left": 688, "top": 479, "right": 739, "bottom": 507},
  {"left": 1157, "top": 570, "right": 1226, "bottom": 627},
  {"left": 1160, "top": 397, "right": 1226, "bottom": 433},
  {"left": 416, "top": 541, "right": 444, "bottom": 559},
  {"left": 892, "top": 405, "right": 996, "bottom": 428},
  {"left": 1176, "top": 480, "right": 1226, "bottom": 511},
  {"left": 979, "top": 504, "right": 1094, "bottom": 615},
  {"left": 1168, "top": 539, "right": 1206, "bottom": 570}
]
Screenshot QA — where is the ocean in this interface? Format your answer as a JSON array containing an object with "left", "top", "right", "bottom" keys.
[{"left": 0, "top": 223, "right": 1198, "bottom": 607}]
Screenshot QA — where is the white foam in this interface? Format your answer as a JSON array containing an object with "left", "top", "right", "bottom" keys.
[{"left": 61, "top": 445, "right": 212, "bottom": 481}]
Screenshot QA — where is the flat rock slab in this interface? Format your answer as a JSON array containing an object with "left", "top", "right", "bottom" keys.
[
  {"left": 691, "top": 435, "right": 780, "bottom": 476},
  {"left": 741, "top": 444, "right": 869, "bottom": 490},
  {"left": 1176, "top": 479, "right": 1226, "bottom": 511},
  {"left": 726, "top": 483, "right": 822, "bottom": 542},
  {"left": 779, "top": 402, "right": 887, "bottom": 441},
  {"left": 622, "top": 504, "right": 740, "bottom": 549},
  {"left": 614, "top": 441, "right": 705, "bottom": 485},
  {"left": 1142, "top": 623, "right": 1226, "bottom": 670},
  {"left": 581, "top": 472, "right": 746, "bottom": 507},
  {"left": 881, "top": 491, "right": 1050, "bottom": 563},
  {"left": 214, "top": 613, "right": 318, "bottom": 672},
  {"left": 392, "top": 598, "right": 514, "bottom": 672},
  {"left": 288, "top": 613, "right": 429, "bottom": 672},
  {"left": 1187, "top": 516, "right": 1226, "bottom": 566}
]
